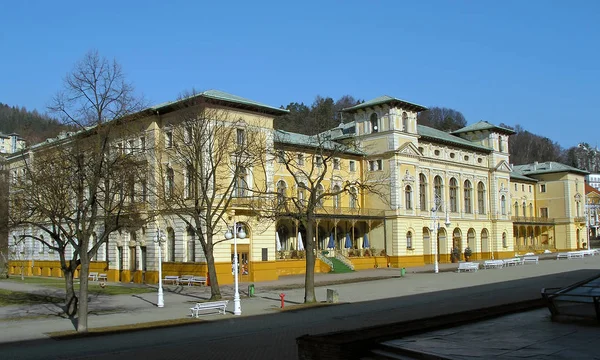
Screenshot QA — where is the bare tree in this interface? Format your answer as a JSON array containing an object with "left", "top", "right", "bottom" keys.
[
  {"left": 257, "top": 121, "right": 386, "bottom": 303},
  {"left": 152, "top": 91, "right": 269, "bottom": 300},
  {"left": 9, "top": 50, "right": 145, "bottom": 332}
]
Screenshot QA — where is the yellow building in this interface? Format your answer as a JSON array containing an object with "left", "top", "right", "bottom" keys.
[{"left": 6, "top": 91, "right": 588, "bottom": 284}]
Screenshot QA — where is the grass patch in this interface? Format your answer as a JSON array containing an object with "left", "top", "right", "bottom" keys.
[
  {"left": 47, "top": 318, "right": 205, "bottom": 339},
  {"left": 3, "top": 276, "right": 155, "bottom": 296},
  {"left": 0, "top": 288, "right": 62, "bottom": 306}
]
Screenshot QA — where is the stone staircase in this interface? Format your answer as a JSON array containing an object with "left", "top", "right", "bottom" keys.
[{"left": 328, "top": 257, "right": 354, "bottom": 273}]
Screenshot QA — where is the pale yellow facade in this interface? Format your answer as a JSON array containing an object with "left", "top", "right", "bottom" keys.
[{"left": 6, "top": 91, "right": 587, "bottom": 284}]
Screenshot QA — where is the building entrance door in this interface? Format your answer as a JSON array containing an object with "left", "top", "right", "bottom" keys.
[{"left": 231, "top": 244, "right": 250, "bottom": 280}]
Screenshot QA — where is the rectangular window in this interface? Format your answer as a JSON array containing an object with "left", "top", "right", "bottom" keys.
[
  {"left": 315, "top": 156, "right": 322, "bottom": 168},
  {"left": 139, "top": 136, "right": 146, "bottom": 152},
  {"left": 127, "top": 139, "right": 135, "bottom": 154},
  {"left": 349, "top": 160, "right": 356, "bottom": 172},
  {"left": 369, "top": 159, "right": 382, "bottom": 171},
  {"left": 540, "top": 207, "right": 548, "bottom": 218},
  {"left": 236, "top": 128, "right": 245, "bottom": 147},
  {"left": 333, "top": 158, "right": 340, "bottom": 170},
  {"left": 297, "top": 154, "right": 304, "bottom": 166},
  {"left": 540, "top": 184, "right": 546, "bottom": 193},
  {"left": 185, "top": 125, "right": 193, "bottom": 144},
  {"left": 514, "top": 184, "right": 518, "bottom": 191},
  {"left": 165, "top": 130, "right": 173, "bottom": 149},
  {"left": 529, "top": 185, "right": 532, "bottom": 193},
  {"left": 521, "top": 184, "right": 524, "bottom": 192}
]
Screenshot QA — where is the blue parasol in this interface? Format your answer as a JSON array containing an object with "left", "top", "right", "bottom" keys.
[
  {"left": 363, "top": 234, "right": 370, "bottom": 248},
  {"left": 327, "top": 233, "right": 335, "bottom": 249},
  {"left": 345, "top": 233, "right": 352, "bottom": 248}
]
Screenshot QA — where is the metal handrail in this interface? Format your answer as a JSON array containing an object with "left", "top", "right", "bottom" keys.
[
  {"left": 335, "top": 253, "right": 355, "bottom": 270},
  {"left": 317, "top": 252, "right": 334, "bottom": 271}
]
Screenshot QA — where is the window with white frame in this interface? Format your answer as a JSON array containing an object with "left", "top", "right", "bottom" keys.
[
  {"left": 449, "top": 178, "right": 458, "bottom": 212},
  {"left": 406, "top": 231, "right": 413, "bottom": 249},
  {"left": 540, "top": 207, "right": 548, "bottom": 218},
  {"left": 297, "top": 153, "right": 304, "bottom": 166},
  {"left": 332, "top": 185, "right": 341, "bottom": 208},
  {"left": 139, "top": 136, "right": 146, "bottom": 152},
  {"left": 185, "top": 164, "right": 194, "bottom": 199},
  {"left": 297, "top": 182, "right": 306, "bottom": 203},
  {"left": 501, "top": 195, "right": 506, "bottom": 215},
  {"left": 405, "top": 185, "right": 413, "bottom": 210},
  {"left": 315, "top": 156, "right": 323, "bottom": 168},
  {"left": 187, "top": 227, "right": 195, "bottom": 262},
  {"left": 165, "top": 130, "right": 173, "bottom": 149},
  {"left": 165, "top": 167, "right": 174, "bottom": 198},
  {"left": 477, "top": 182, "right": 485, "bottom": 214},
  {"left": 333, "top": 158, "right": 340, "bottom": 170},
  {"left": 368, "top": 159, "right": 382, "bottom": 171},
  {"left": 349, "top": 160, "right": 356, "bottom": 172},
  {"left": 276, "top": 180, "right": 287, "bottom": 206},
  {"left": 185, "top": 125, "right": 193, "bottom": 144},
  {"left": 236, "top": 128, "right": 245, "bottom": 147},
  {"left": 370, "top": 113, "right": 378, "bottom": 133},
  {"left": 464, "top": 180, "right": 472, "bottom": 213},
  {"left": 419, "top": 173, "right": 427, "bottom": 211},
  {"left": 349, "top": 187, "right": 358, "bottom": 208},
  {"left": 127, "top": 139, "right": 135, "bottom": 154},
  {"left": 234, "top": 167, "right": 249, "bottom": 197},
  {"left": 540, "top": 184, "right": 546, "bottom": 193}
]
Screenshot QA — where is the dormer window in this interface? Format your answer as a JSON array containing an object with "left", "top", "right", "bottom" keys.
[{"left": 370, "top": 113, "right": 378, "bottom": 133}]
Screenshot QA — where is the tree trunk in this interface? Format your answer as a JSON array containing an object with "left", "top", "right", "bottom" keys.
[
  {"left": 204, "top": 238, "right": 221, "bottom": 300},
  {"left": 77, "top": 253, "right": 90, "bottom": 333},
  {"left": 64, "top": 268, "right": 78, "bottom": 317},
  {"left": 304, "top": 218, "right": 316, "bottom": 303}
]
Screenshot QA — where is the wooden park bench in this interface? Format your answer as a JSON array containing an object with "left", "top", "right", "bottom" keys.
[
  {"left": 163, "top": 275, "right": 180, "bottom": 285},
  {"left": 189, "top": 300, "right": 229, "bottom": 317},
  {"left": 457, "top": 262, "right": 479, "bottom": 272},
  {"left": 523, "top": 256, "right": 539, "bottom": 264}
]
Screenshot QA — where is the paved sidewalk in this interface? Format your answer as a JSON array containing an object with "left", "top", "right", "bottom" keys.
[{"left": 0, "top": 255, "right": 598, "bottom": 345}]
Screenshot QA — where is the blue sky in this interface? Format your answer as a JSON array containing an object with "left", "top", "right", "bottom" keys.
[{"left": 1, "top": 0, "right": 598, "bottom": 148}]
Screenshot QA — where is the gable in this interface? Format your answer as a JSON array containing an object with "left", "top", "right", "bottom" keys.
[
  {"left": 397, "top": 142, "right": 421, "bottom": 157},
  {"left": 494, "top": 160, "right": 512, "bottom": 173}
]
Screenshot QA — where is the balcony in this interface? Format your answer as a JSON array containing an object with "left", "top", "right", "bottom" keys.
[
  {"left": 276, "top": 204, "right": 385, "bottom": 219},
  {"left": 511, "top": 216, "right": 555, "bottom": 224}
]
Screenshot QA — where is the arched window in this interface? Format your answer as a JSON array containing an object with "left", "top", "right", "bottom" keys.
[
  {"left": 276, "top": 180, "right": 287, "bottom": 206},
  {"left": 522, "top": 202, "right": 527, "bottom": 218},
  {"left": 405, "top": 185, "right": 413, "bottom": 210},
  {"left": 502, "top": 232, "right": 507, "bottom": 248},
  {"left": 467, "top": 228, "right": 475, "bottom": 249},
  {"left": 501, "top": 195, "right": 506, "bottom": 215},
  {"left": 464, "top": 180, "right": 472, "bottom": 213},
  {"left": 477, "top": 182, "right": 485, "bottom": 214},
  {"left": 297, "top": 182, "right": 306, "bottom": 204},
  {"left": 434, "top": 176, "right": 443, "bottom": 202},
  {"left": 349, "top": 187, "right": 358, "bottom": 209},
  {"left": 332, "top": 185, "right": 341, "bottom": 208},
  {"left": 166, "top": 167, "right": 174, "bottom": 198},
  {"left": 370, "top": 113, "right": 378, "bottom": 133},
  {"left": 406, "top": 231, "right": 413, "bottom": 249},
  {"left": 514, "top": 202, "right": 519, "bottom": 217},
  {"left": 402, "top": 112, "right": 408, "bottom": 131},
  {"left": 529, "top": 203, "right": 533, "bottom": 218},
  {"left": 449, "top": 178, "right": 458, "bottom": 212},
  {"left": 187, "top": 227, "right": 195, "bottom": 262},
  {"left": 167, "top": 227, "right": 175, "bottom": 262},
  {"left": 317, "top": 184, "right": 325, "bottom": 207},
  {"left": 419, "top": 174, "right": 427, "bottom": 211}
]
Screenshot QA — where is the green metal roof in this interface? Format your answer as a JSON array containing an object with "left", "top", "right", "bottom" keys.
[
  {"left": 417, "top": 125, "right": 492, "bottom": 152},
  {"left": 341, "top": 95, "right": 428, "bottom": 113},
  {"left": 451, "top": 121, "right": 515, "bottom": 135},
  {"left": 151, "top": 89, "right": 288, "bottom": 115},
  {"left": 273, "top": 130, "right": 363, "bottom": 155},
  {"left": 510, "top": 172, "right": 537, "bottom": 182},
  {"left": 512, "top": 162, "right": 589, "bottom": 176}
]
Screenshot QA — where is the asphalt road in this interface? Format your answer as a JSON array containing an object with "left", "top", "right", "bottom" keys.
[{"left": 1, "top": 269, "right": 597, "bottom": 360}]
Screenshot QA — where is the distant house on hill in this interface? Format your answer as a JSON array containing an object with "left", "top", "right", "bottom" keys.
[{"left": 0, "top": 133, "right": 26, "bottom": 154}]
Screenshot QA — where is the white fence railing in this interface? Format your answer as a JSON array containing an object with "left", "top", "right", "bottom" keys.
[{"left": 317, "top": 252, "right": 334, "bottom": 271}]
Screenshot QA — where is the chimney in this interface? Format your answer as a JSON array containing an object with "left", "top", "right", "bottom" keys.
[{"left": 533, "top": 161, "right": 538, "bottom": 170}]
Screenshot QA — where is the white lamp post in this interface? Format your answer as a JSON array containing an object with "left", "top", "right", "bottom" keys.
[
  {"left": 155, "top": 226, "right": 165, "bottom": 308},
  {"left": 430, "top": 193, "right": 451, "bottom": 274},
  {"left": 225, "top": 217, "right": 246, "bottom": 316}
]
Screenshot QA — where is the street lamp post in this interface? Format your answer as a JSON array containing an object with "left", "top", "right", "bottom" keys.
[
  {"left": 225, "top": 215, "right": 246, "bottom": 316},
  {"left": 155, "top": 226, "right": 165, "bottom": 308},
  {"left": 430, "top": 193, "right": 451, "bottom": 274}
]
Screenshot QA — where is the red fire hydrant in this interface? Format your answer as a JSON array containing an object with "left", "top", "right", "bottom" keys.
[{"left": 280, "top": 293, "right": 285, "bottom": 309}]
